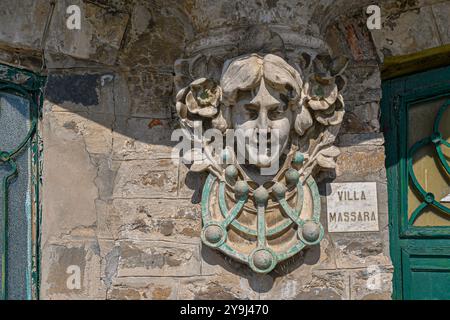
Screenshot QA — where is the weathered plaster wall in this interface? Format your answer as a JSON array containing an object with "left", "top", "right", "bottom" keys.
[{"left": 1, "top": 0, "right": 449, "bottom": 299}]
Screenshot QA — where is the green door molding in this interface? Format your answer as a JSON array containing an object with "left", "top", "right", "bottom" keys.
[
  {"left": 382, "top": 44, "right": 450, "bottom": 80},
  {"left": 382, "top": 64, "right": 450, "bottom": 300},
  {"left": 0, "top": 63, "right": 45, "bottom": 300}
]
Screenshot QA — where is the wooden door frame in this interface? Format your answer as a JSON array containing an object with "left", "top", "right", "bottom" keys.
[{"left": 381, "top": 63, "right": 450, "bottom": 299}]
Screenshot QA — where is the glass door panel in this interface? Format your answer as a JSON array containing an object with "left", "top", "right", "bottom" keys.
[
  {"left": 407, "top": 98, "right": 450, "bottom": 227},
  {"left": 0, "top": 92, "right": 33, "bottom": 299}
]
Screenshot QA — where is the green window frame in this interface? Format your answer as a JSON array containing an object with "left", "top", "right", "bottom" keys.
[{"left": 0, "top": 63, "right": 45, "bottom": 300}]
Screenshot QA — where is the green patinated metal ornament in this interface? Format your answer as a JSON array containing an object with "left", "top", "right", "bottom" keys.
[
  {"left": 174, "top": 51, "right": 347, "bottom": 273},
  {"left": 199, "top": 150, "right": 325, "bottom": 273}
]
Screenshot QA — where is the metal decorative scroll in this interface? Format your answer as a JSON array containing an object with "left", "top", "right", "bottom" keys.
[
  {"left": 408, "top": 101, "right": 450, "bottom": 225},
  {"left": 174, "top": 50, "right": 347, "bottom": 273},
  {"left": 0, "top": 64, "right": 44, "bottom": 299}
]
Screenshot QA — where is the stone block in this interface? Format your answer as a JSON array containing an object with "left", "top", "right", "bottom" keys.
[
  {"left": 40, "top": 240, "right": 105, "bottom": 299},
  {"left": 337, "top": 133, "right": 385, "bottom": 147},
  {"left": 112, "top": 159, "right": 179, "bottom": 199},
  {"left": 335, "top": 146, "right": 386, "bottom": 181},
  {"left": 116, "top": 240, "right": 201, "bottom": 277},
  {"left": 349, "top": 266, "right": 393, "bottom": 300},
  {"left": 108, "top": 277, "right": 179, "bottom": 300},
  {"left": 200, "top": 245, "right": 260, "bottom": 277},
  {"left": 118, "top": 2, "right": 186, "bottom": 69},
  {"left": 260, "top": 269, "right": 349, "bottom": 300},
  {"left": 96, "top": 199, "right": 120, "bottom": 240},
  {"left": 178, "top": 274, "right": 258, "bottom": 299},
  {"left": 43, "top": 110, "right": 113, "bottom": 155},
  {"left": 341, "top": 112, "right": 377, "bottom": 134},
  {"left": 45, "top": 0, "right": 129, "bottom": 65},
  {"left": 432, "top": 2, "right": 450, "bottom": 45},
  {"left": 105, "top": 199, "right": 201, "bottom": 243},
  {"left": 345, "top": 66, "right": 381, "bottom": 90},
  {"left": 330, "top": 232, "right": 391, "bottom": 269},
  {"left": 371, "top": 6, "right": 441, "bottom": 58},
  {"left": 112, "top": 116, "right": 176, "bottom": 160},
  {"left": 0, "top": 0, "right": 50, "bottom": 50},
  {"left": 340, "top": 101, "right": 381, "bottom": 134},
  {"left": 123, "top": 72, "right": 174, "bottom": 118},
  {"left": 342, "top": 67, "right": 381, "bottom": 103},
  {"left": 353, "top": 102, "right": 380, "bottom": 121},
  {"left": 42, "top": 111, "right": 107, "bottom": 243}
]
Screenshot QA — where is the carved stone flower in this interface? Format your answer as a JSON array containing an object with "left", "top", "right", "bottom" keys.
[
  {"left": 313, "top": 93, "right": 345, "bottom": 126},
  {"left": 307, "top": 74, "right": 339, "bottom": 111},
  {"left": 305, "top": 55, "right": 347, "bottom": 126},
  {"left": 182, "top": 78, "right": 222, "bottom": 118}
]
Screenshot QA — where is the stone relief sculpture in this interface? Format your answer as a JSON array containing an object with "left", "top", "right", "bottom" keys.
[{"left": 173, "top": 37, "right": 347, "bottom": 273}]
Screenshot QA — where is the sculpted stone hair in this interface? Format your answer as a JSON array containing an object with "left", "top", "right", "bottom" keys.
[{"left": 220, "top": 53, "right": 303, "bottom": 106}]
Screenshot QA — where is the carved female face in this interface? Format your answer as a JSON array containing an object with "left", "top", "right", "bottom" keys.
[
  {"left": 231, "top": 78, "right": 293, "bottom": 167},
  {"left": 221, "top": 54, "right": 303, "bottom": 168}
]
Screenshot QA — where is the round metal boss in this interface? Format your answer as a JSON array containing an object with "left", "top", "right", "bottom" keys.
[
  {"left": 249, "top": 247, "right": 277, "bottom": 274},
  {"left": 201, "top": 222, "right": 226, "bottom": 248},
  {"left": 254, "top": 186, "right": 269, "bottom": 205},
  {"left": 285, "top": 168, "right": 300, "bottom": 186},
  {"left": 272, "top": 182, "right": 287, "bottom": 199},
  {"left": 234, "top": 180, "right": 249, "bottom": 198},
  {"left": 225, "top": 165, "right": 238, "bottom": 179},
  {"left": 298, "top": 220, "right": 324, "bottom": 245}
]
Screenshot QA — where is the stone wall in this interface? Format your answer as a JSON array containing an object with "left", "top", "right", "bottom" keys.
[{"left": 1, "top": 0, "right": 449, "bottom": 299}]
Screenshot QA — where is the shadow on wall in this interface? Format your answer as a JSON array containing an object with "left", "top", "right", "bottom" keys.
[
  {"left": 38, "top": 0, "right": 386, "bottom": 153},
  {"left": 43, "top": 69, "right": 179, "bottom": 151},
  {"left": 20, "top": 0, "right": 399, "bottom": 296},
  {"left": 37, "top": 0, "right": 380, "bottom": 282},
  {"left": 200, "top": 243, "right": 321, "bottom": 293}
]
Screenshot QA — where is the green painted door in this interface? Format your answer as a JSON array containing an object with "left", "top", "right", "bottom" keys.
[{"left": 382, "top": 65, "right": 450, "bottom": 300}]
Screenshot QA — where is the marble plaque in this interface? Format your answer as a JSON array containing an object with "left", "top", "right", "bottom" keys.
[{"left": 326, "top": 182, "right": 379, "bottom": 232}]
